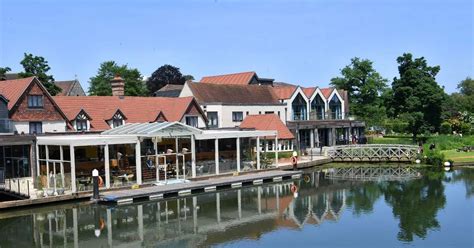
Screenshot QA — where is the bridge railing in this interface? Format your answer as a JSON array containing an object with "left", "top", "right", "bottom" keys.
[{"left": 326, "top": 144, "right": 418, "bottom": 161}]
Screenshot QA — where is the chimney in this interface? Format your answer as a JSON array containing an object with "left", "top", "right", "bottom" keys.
[{"left": 110, "top": 75, "right": 125, "bottom": 97}]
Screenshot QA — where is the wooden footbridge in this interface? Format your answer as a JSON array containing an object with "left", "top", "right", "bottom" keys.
[{"left": 326, "top": 144, "right": 418, "bottom": 162}]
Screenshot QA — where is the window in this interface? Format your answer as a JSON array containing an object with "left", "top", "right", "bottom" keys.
[
  {"left": 265, "top": 111, "right": 274, "bottom": 114},
  {"left": 76, "top": 112, "right": 89, "bottom": 131},
  {"left": 112, "top": 111, "right": 124, "bottom": 128},
  {"left": 232, "top": 112, "right": 243, "bottom": 122},
  {"left": 246, "top": 111, "right": 249, "bottom": 116},
  {"left": 28, "top": 95, "right": 43, "bottom": 108},
  {"left": 186, "top": 116, "right": 199, "bottom": 127},
  {"left": 207, "top": 112, "right": 218, "bottom": 128},
  {"left": 29, "top": 122, "right": 42, "bottom": 134}
]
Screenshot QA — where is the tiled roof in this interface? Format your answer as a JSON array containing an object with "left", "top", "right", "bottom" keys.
[
  {"left": 187, "top": 82, "right": 281, "bottom": 105},
  {"left": 271, "top": 86, "right": 297, "bottom": 100},
  {"left": 302, "top": 87, "right": 316, "bottom": 98},
  {"left": 53, "top": 96, "right": 198, "bottom": 131},
  {"left": 200, "top": 71, "right": 256, "bottom": 85},
  {"left": 0, "top": 77, "right": 35, "bottom": 109},
  {"left": 55, "top": 80, "right": 86, "bottom": 96},
  {"left": 240, "top": 114, "right": 294, "bottom": 139},
  {"left": 153, "top": 84, "right": 184, "bottom": 97},
  {"left": 321, "top": 87, "right": 334, "bottom": 99}
]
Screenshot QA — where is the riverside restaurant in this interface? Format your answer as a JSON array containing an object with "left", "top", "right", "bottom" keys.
[{"left": 34, "top": 122, "right": 280, "bottom": 196}]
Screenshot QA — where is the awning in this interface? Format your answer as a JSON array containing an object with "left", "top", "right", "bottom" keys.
[{"left": 101, "top": 121, "right": 202, "bottom": 137}]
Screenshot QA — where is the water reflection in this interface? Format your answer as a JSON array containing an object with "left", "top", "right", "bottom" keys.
[{"left": 0, "top": 166, "right": 472, "bottom": 247}]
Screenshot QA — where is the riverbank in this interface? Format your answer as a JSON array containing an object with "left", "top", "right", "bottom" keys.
[{"left": 369, "top": 135, "right": 474, "bottom": 165}]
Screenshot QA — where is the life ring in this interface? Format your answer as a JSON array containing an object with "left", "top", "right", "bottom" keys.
[
  {"left": 99, "top": 218, "right": 105, "bottom": 230},
  {"left": 291, "top": 156, "right": 298, "bottom": 165},
  {"left": 98, "top": 176, "right": 104, "bottom": 187},
  {"left": 291, "top": 184, "right": 298, "bottom": 193},
  {"left": 303, "top": 175, "right": 310, "bottom": 183}
]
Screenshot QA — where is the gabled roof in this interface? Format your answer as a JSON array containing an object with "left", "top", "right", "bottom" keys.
[
  {"left": 271, "top": 86, "right": 297, "bottom": 100},
  {"left": 320, "top": 87, "right": 334, "bottom": 99},
  {"left": 302, "top": 87, "right": 316, "bottom": 98},
  {"left": 153, "top": 84, "right": 184, "bottom": 97},
  {"left": 201, "top": 71, "right": 256, "bottom": 85},
  {"left": 240, "top": 114, "right": 294, "bottom": 139},
  {"left": 55, "top": 80, "right": 86, "bottom": 96},
  {"left": 53, "top": 96, "right": 204, "bottom": 131},
  {"left": 0, "top": 77, "right": 35, "bottom": 109},
  {"left": 187, "top": 82, "right": 281, "bottom": 105}
]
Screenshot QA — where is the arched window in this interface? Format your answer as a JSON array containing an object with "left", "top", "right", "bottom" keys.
[
  {"left": 75, "top": 112, "right": 89, "bottom": 131},
  {"left": 292, "top": 93, "right": 307, "bottom": 120},
  {"left": 112, "top": 111, "right": 125, "bottom": 128},
  {"left": 311, "top": 94, "right": 325, "bottom": 120},
  {"left": 329, "top": 95, "right": 342, "bottom": 119}
]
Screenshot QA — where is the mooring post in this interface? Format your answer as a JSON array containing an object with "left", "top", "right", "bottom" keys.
[{"left": 92, "top": 169, "right": 99, "bottom": 200}]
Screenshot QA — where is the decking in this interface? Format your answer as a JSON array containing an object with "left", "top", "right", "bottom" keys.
[{"left": 100, "top": 170, "right": 302, "bottom": 204}]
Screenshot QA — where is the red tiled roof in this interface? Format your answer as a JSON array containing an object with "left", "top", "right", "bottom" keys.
[
  {"left": 53, "top": 96, "right": 199, "bottom": 131},
  {"left": 240, "top": 114, "right": 294, "bottom": 139},
  {"left": 302, "top": 87, "right": 316, "bottom": 98},
  {"left": 271, "top": 86, "right": 297, "bottom": 100},
  {"left": 320, "top": 87, "right": 334, "bottom": 99},
  {"left": 201, "top": 71, "right": 256, "bottom": 85},
  {"left": 187, "top": 82, "right": 281, "bottom": 105},
  {"left": 0, "top": 77, "right": 35, "bottom": 109}
]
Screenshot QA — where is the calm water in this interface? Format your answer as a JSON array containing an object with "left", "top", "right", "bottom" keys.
[{"left": 0, "top": 165, "right": 473, "bottom": 248}]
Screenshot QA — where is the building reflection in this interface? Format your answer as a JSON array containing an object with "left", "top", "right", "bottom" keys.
[{"left": 1, "top": 166, "right": 450, "bottom": 247}]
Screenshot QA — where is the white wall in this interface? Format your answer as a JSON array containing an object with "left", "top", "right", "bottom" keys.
[
  {"left": 180, "top": 114, "right": 207, "bottom": 128},
  {"left": 14, "top": 121, "right": 67, "bottom": 134},
  {"left": 204, "top": 104, "right": 287, "bottom": 128}
]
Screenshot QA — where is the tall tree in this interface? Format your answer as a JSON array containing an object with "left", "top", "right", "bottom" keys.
[
  {"left": 0, "top": 67, "right": 11, "bottom": 81},
  {"left": 331, "top": 57, "right": 388, "bottom": 126},
  {"left": 390, "top": 53, "right": 445, "bottom": 139},
  {"left": 88, "top": 61, "right": 147, "bottom": 96},
  {"left": 451, "top": 77, "right": 474, "bottom": 113},
  {"left": 18, "top": 53, "right": 62, "bottom": 95},
  {"left": 146, "top": 64, "right": 189, "bottom": 94}
]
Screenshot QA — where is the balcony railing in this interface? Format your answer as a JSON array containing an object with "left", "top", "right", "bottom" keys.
[{"left": 0, "top": 118, "right": 13, "bottom": 133}]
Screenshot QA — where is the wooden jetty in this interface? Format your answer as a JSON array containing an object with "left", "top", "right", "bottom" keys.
[{"left": 100, "top": 170, "right": 302, "bottom": 204}]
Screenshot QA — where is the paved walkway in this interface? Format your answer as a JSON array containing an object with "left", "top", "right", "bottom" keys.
[{"left": 100, "top": 170, "right": 302, "bottom": 203}]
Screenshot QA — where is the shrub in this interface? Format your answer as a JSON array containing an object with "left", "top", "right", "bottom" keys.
[
  {"left": 460, "top": 123, "right": 472, "bottom": 135},
  {"left": 440, "top": 122, "right": 452, "bottom": 134},
  {"left": 424, "top": 150, "right": 445, "bottom": 167}
]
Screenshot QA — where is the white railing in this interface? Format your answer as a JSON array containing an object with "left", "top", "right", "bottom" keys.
[{"left": 325, "top": 144, "right": 418, "bottom": 161}]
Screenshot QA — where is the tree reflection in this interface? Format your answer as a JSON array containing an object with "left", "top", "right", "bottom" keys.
[
  {"left": 382, "top": 169, "right": 446, "bottom": 242},
  {"left": 451, "top": 168, "right": 474, "bottom": 198},
  {"left": 345, "top": 182, "right": 382, "bottom": 216}
]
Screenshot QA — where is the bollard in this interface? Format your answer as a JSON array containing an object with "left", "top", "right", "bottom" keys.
[{"left": 92, "top": 169, "right": 99, "bottom": 200}]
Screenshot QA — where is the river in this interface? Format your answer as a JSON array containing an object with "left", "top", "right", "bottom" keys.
[{"left": 0, "top": 165, "right": 472, "bottom": 247}]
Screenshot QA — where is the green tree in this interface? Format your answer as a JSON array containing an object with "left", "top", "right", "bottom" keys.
[
  {"left": 451, "top": 77, "right": 474, "bottom": 113},
  {"left": 18, "top": 53, "right": 62, "bottom": 95},
  {"left": 183, "top": 74, "right": 195, "bottom": 81},
  {"left": 146, "top": 64, "right": 189, "bottom": 94},
  {"left": 331, "top": 57, "right": 388, "bottom": 127},
  {"left": 0, "top": 67, "right": 11, "bottom": 81},
  {"left": 389, "top": 53, "right": 445, "bottom": 139},
  {"left": 88, "top": 61, "right": 147, "bottom": 96}
]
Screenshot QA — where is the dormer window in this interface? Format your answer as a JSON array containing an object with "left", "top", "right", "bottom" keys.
[
  {"left": 75, "top": 112, "right": 89, "bottom": 131},
  {"left": 112, "top": 112, "right": 125, "bottom": 128}
]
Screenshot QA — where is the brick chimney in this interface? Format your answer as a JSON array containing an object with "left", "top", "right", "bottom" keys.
[{"left": 110, "top": 75, "right": 125, "bottom": 96}]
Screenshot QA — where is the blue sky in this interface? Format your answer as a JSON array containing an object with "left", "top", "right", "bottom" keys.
[{"left": 1, "top": 0, "right": 472, "bottom": 93}]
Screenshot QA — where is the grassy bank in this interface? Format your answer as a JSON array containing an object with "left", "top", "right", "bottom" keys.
[{"left": 368, "top": 135, "right": 474, "bottom": 165}]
